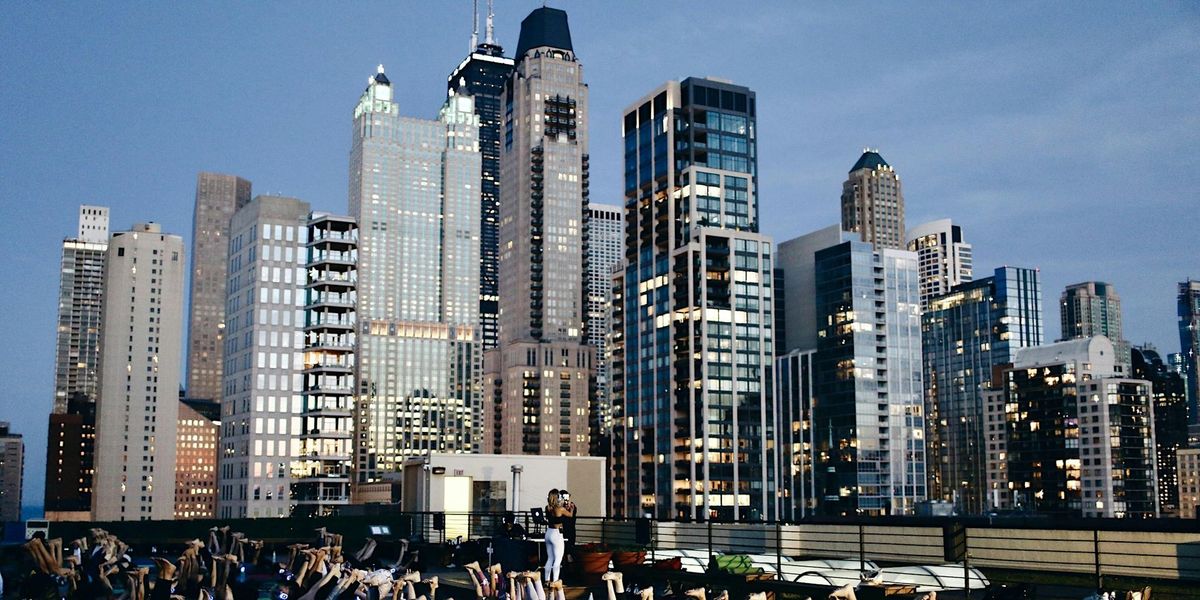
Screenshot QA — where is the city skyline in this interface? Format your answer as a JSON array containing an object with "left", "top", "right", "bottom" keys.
[{"left": 1, "top": 1, "right": 1198, "bottom": 509}]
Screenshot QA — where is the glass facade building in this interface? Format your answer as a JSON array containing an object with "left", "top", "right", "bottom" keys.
[
  {"left": 448, "top": 28, "right": 514, "bottom": 352},
  {"left": 1132, "top": 345, "right": 1188, "bottom": 515},
  {"left": 1060, "top": 281, "right": 1131, "bottom": 373},
  {"left": 610, "top": 77, "right": 777, "bottom": 520},
  {"left": 811, "top": 241, "right": 925, "bottom": 515},
  {"left": 1179, "top": 280, "right": 1200, "bottom": 436},
  {"left": 921, "top": 266, "right": 1043, "bottom": 513},
  {"left": 586, "top": 203, "right": 623, "bottom": 452},
  {"left": 350, "top": 67, "right": 482, "bottom": 481},
  {"left": 45, "top": 205, "right": 108, "bottom": 519}
]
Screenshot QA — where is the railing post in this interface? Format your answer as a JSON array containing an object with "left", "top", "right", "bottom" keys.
[
  {"left": 707, "top": 519, "right": 714, "bottom": 569},
  {"left": 1094, "top": 528, "right": 1102, "bottom": 591},
  {"left": 963, "top": 526, "right": 970, "bottom": 600},
  {"left": 775, "top": 521, "right": 782, "bottom": 576},
  {"left": 858, "top": 523, "right": 865, "bottom": 575}
]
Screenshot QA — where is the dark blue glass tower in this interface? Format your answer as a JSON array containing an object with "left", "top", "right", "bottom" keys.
[{"left": 449, "top": 27, "right": 514, "bottom": 351}]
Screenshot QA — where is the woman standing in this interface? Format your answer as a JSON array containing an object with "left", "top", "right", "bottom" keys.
[{"left": 543, "top": 489, "right": 571, "bottom": 583}]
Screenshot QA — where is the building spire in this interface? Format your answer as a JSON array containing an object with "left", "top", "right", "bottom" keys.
[
  {"left": 485, "top": 0, "right": 495, "bottom": 45},
  {"left": 470, "top": 0, "right": 479, "bottom": 51}
]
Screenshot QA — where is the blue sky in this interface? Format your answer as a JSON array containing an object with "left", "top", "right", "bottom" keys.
[{"left": 2, "top": 1, "right": 1197, "bottom": 511}]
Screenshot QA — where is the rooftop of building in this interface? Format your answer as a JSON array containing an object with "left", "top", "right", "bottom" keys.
[
  {"left": 850, "top": 149, "right": 889, "bottom": 173},
  {"left": 515, "top": 7, "right": 573, "bottom": 59}
]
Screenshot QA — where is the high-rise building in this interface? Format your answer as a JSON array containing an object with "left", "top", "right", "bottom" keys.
[
  {"left": 448, "top": 1, "right": 514, "bottom": 353},
  {"left": 775, "top": 349, "right": 816, "bottom": 520},
  {"left": 186, "top": 173, "right": 252, "bottom": 404},
  {"left": 610, "top": 77, "right": 776, "bottom": 520},
  {"left": 984, "top": 337, "right": 1158, "bottom": 518},
  {"left": 0, "top": 422, "right": 23, "bottom": 523},
  {"left": 905, "top": 219, "right": 972, "bottom": 309},
  {"left": 1178, "top": 448, "right": 1200, "bottom": 519},
  {"left": 1132, "top": 345, "right": 1188, "bottom": 516},
  {"left": 920, "top": 267, "right": 1043, "bottom": 514},
  {"left": 92, "top": 223, "right": 184, "bottom": 521},
  {"left": 350, "top": 66, "right": 482, "bottom": 480},
  {"left": 218, "top": 195, "right": 310, "bottom": 519},
  {"left": 175, "top": 398, "right": 220, "bottom": 519},
  {"left": 45, "top": 205, "right": 108, "bottom": 520},
  {"left": 1179, "top": 280, "right": 1200, "bottom": 434},
  {"left": 482, "top": 7, "right": 592, "bottom": 458},
  {"left": 814, "top": 240, "right": 925, "bottom": 516},
  {"left": 292, "top": 213, "right": 357, "bottom": 517},
  {"left": 45, "top": 394, "right": 95, "bottom": 521},
  {"left": 1061, "top": 281, "right": 1131, "bottom": 373},
  {"left": 841, "top": 149, "right": 905, "bottom": 251},
  {"left": 586, "top": 203, "right": 622, "bottom": 451}
]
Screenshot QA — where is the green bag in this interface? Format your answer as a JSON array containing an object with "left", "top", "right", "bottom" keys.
[{"left": 712, "top": 554, "right": 763, "bottom": 575}]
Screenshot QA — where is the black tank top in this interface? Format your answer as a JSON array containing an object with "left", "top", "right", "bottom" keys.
[{"left": 546, "top": 509, "right": 563, "bottom": 526}]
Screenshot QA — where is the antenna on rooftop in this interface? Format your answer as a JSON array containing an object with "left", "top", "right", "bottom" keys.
[
  {"left": 485, "top": 0, "right": 495, "bottom": 45},
  {"left": 470, "top": 0, "right": 479, "bottom": 51}
]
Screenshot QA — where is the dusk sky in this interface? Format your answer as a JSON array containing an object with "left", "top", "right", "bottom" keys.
[{"left": 2, "top": 1, "right": 1197, "bottom": 509}]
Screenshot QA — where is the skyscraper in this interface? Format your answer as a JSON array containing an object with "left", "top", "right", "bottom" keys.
[
  {"left": 812, "top": 240, "right": 925, "bottom": 515},
  {"left": 1132, "top": 345, "right": 1188, "bottom": 516},
  {"left": 350, "top": 66, "right": 482, "bottom": 479},
  {"left": 906, "top": 218, "right": 972, "bottom": 309},
  {"left": 93, "top": 222, "right": 184, "bottom": 521},
  {"left": 482, "top": 7, "right": 592, "bottom": 457},
  {"left": 1179, "top": 280, "right": 1200, "bottom": 433},
  {"left": 586, "top": 203, "right": 622, "bottom": 451},
  {"left": 841, "top": 149, "right": 905, "bottom": 250},
  {"left": 1060, "top": 281, "right": 1130, "bottom": 372},
  {"left": 218, "top": 195, "right": 310, "bottom": 519},
  {"left": 610, "top": 77, "right": 776, "bottom": 520},
  {"left": 921, "top": 267, "right": 1043, "bottom": 513},
  {"left": 0, "top": 422, "right": 23, "bottom": 523},
  {"left": 175, "top": 398, "right": 219, "bottom": 519},
  {"left": 186, "top": 173, "right": 252, "bottom": 403},
  {"left": 984, "top": 337, "right": 1158, "bottom": 518},
  {"left": 448, "top": 0, "right": 514, "bottom": 352},
  {"left": 45, "top": 205, "right": 108, "bottom": 520},
  {"left": 293, "top": 213, "right": 357, "bottom": 517}
]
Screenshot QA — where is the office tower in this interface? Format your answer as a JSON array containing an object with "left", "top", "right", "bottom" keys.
[
  {"left": 482, "top": 7, "right": 592, "bottom": 458},
  {"left": 449, "top": 0, "right": 514, "bottom": 352},
  {"left": 586, "top": 203, "right": 622, "bottom": 450},
  {"left": 45, "top": 205, "right": 108, "bottom": 520},
  {"left": 1132, "top": 345, "right": 1188, "bottom": 515},
  {"left": 0, "top": 422, "right": 23, "bottom": 523},
  {"left": 775, "top": 349, "right": 816, "bottom": 520},
  {"left": 186, "top": 173, "right": 252, "bottom": 403},
  {"left": 293, "top": 214, "right": 357, "bottom": 517},
  {"left": 813, "top": 240, "right": 925, "bottom": 516},
  {"left": 984, "top": 337, "right": 1158, "bottom": 518},
  {"left": 175, "top": 398, "right": 220, "bottom": 519},
  {"left": 218, "top": 195, "right": 310, "bottom": 519},
  {"left": 1180, "top": 280, "right": 1200, "bottom": 433},
  {"left": 1060, "top": 281, "right": 1131, "bottom": 372},
  {"left": 93, "top": 223, "right": 184, "bottom": 521},
  {"left": 841, "top": 149, "right": 905, "bottom": 250},
  {"left": 350, "top": 66, "right": 482, "bottom": 480},
  {"left": 921, "top": 267, "right": 1043, "bottom": 514},
  {"left": 905, "top": 219, "right": 972, "bottom": 309},
  {"left": 1179, "top": 448, "right": 1200, "bottom": 519},
  {"left": 610, "top": 77, "right": 776, "bottom": 521}
]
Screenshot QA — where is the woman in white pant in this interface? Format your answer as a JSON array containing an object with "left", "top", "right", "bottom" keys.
[{"left": 543, "top": 489, "right": 570, "bottom": 584}]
